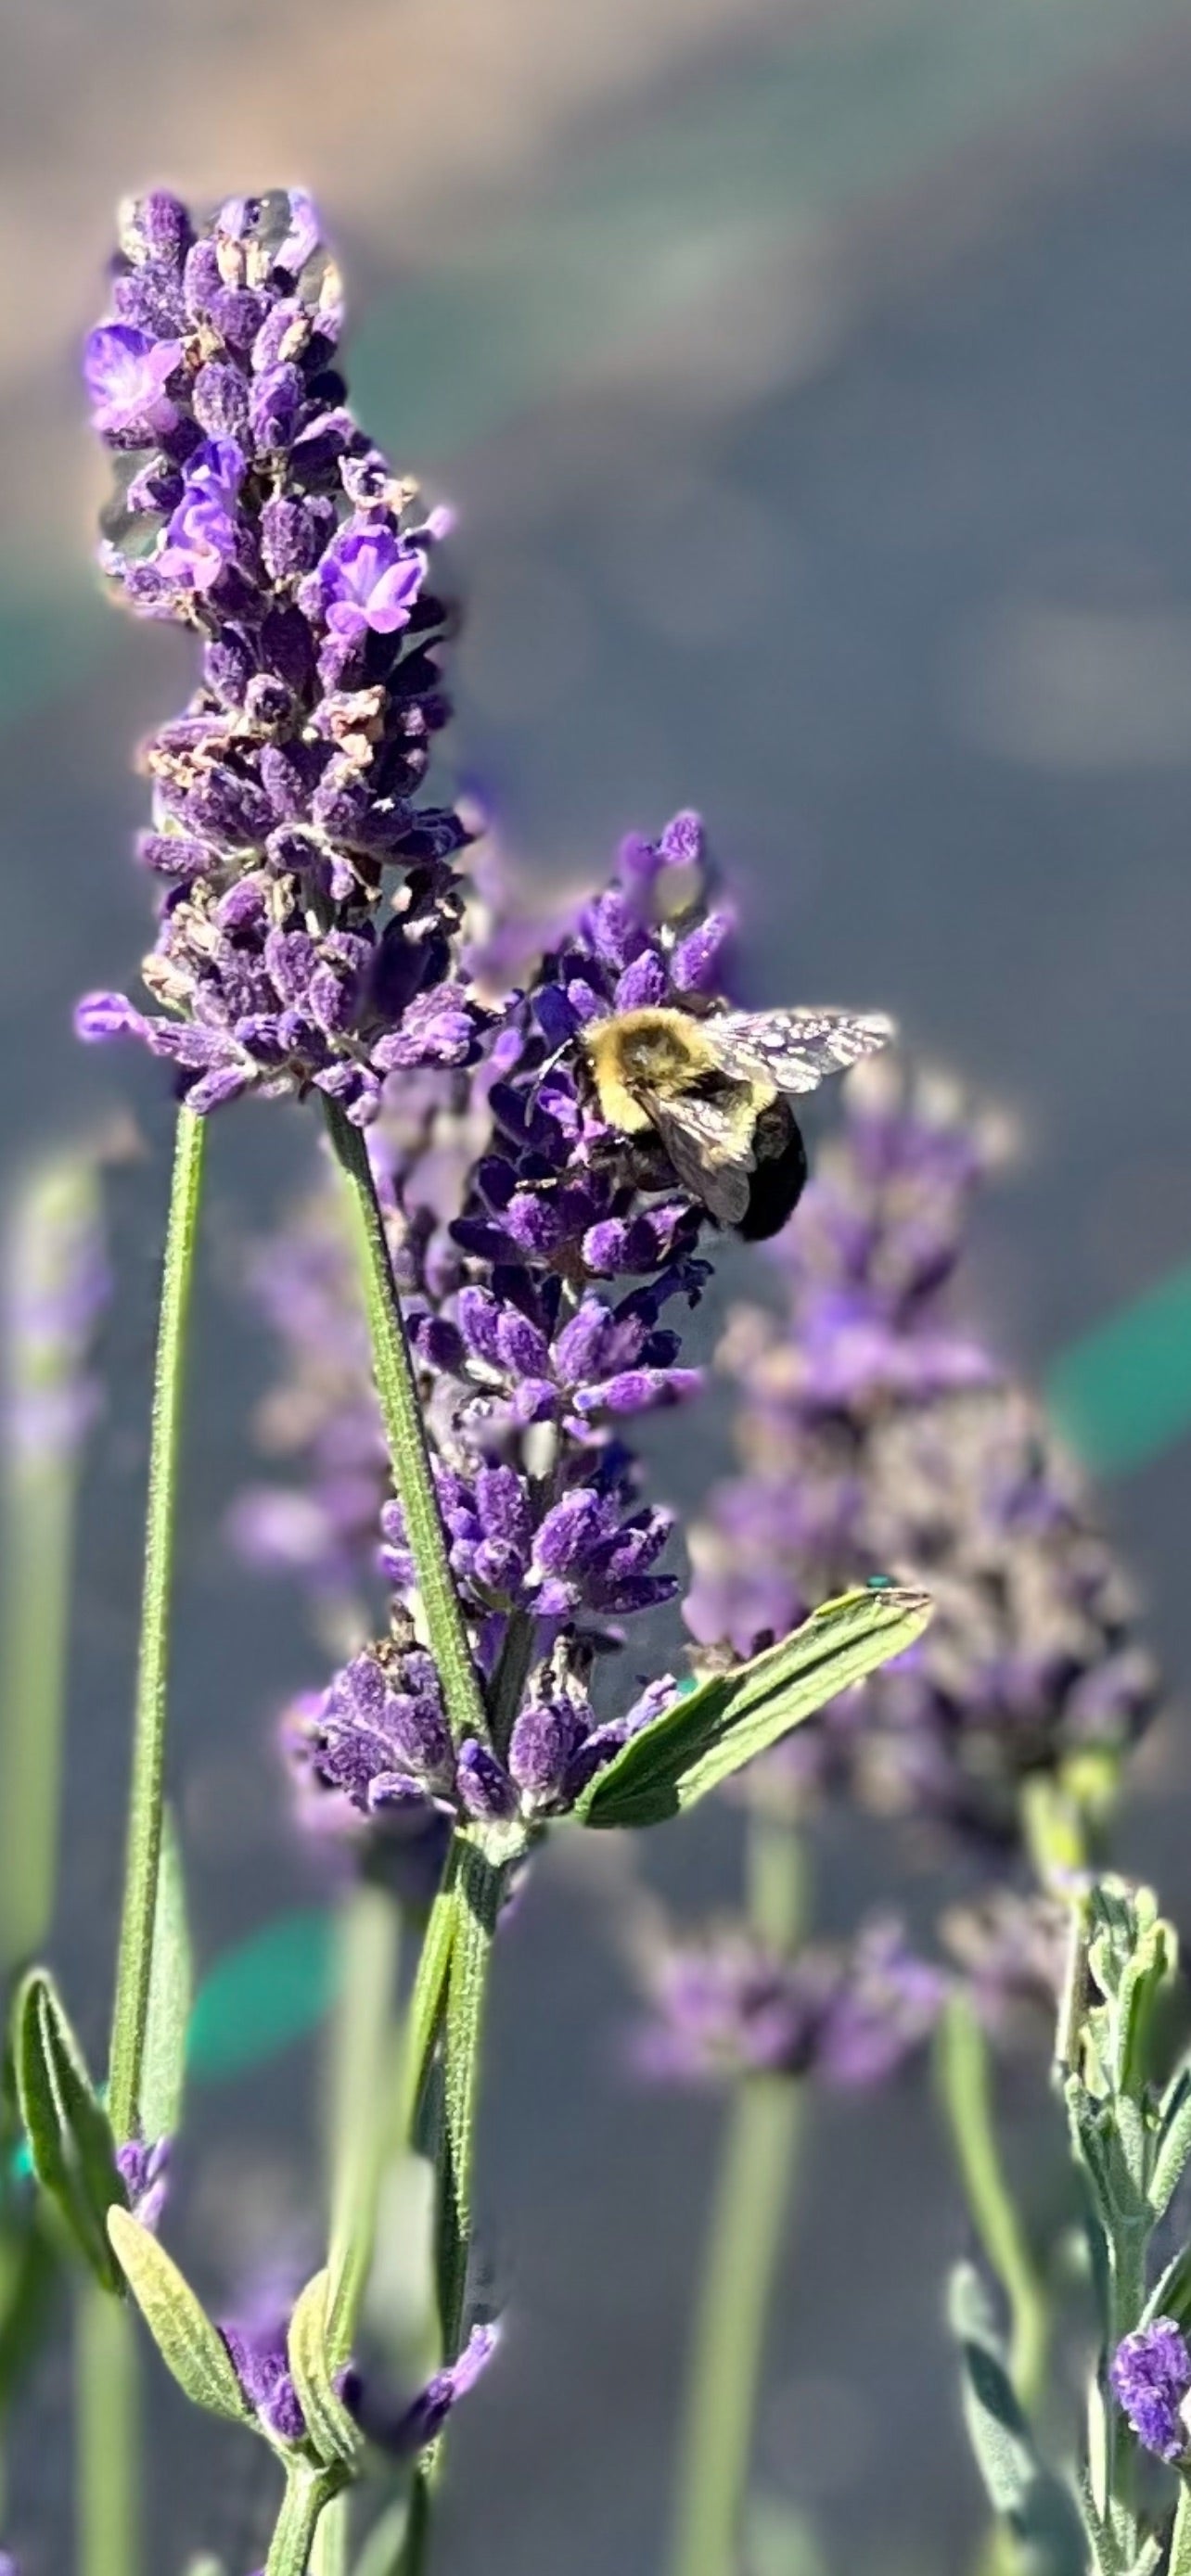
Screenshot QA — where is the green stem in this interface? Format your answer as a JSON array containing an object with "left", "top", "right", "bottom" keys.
[
  {"left": 1099, "top": 2225, "right": 1146, "bottom": 2565},
  {"left": 487, "top": 1610, "right": 537, "bottom": 1763},
  {"left": 108, "top": 1109, "right": 205, "bottom": 2146},
  {"left": 326, "top": 1881, "right": 402, "bottom": 2360},
  {"left": 668, "top": 2082, "right": 802, "bottom": 2576},
  {"left": 937, "top": 1993, "right": 1048, "bottom": 2413},
  {"left": 392, "top": 2465, "right": 431, "bottom": 2576},
  {"left": 75, "top": 2274, "right": 140, "bottom": 2576},
  {"left": 353, "top": 1841, "right": 502, "bottom": 2576},
  {"left": 401, "top": 1851, "right": 460, "bottom": 2147},
  {"left": 264, "top": 2465, "right": 341, "bottom": 2576},
  {"left": 325, "top": 1108, "right": 486, "bottom": 1753},
  {"left": 666, "top": 1810, "right": 806, "bottom": 2576},
  {"left": 435, "top": 1836, "right": 503, "bottom": 2368}
]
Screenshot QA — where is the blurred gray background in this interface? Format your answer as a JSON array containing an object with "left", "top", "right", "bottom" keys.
[{"left": 5, "top": 0, "right": 1191, "bottom": 2567}]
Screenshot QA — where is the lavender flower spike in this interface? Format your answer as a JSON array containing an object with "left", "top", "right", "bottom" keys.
[
  {"left": 3, "top": 1149, "right": 109, "bottom": 1464},
  {"left": 635, "top": 1917, "right": 943, "bottom": 2087},
  {"left": 684, "top": 1057, "right": 1158, "bottom": 1843},
  {"left": 76, "top": 189, "right": 487, "bottom": 1127},
  {"left": 1110, "top": 2319, "right": 1191, "bottom": 2463},
  {"left": 234, "top": 816, "right": 773, "bottom": 1847}
]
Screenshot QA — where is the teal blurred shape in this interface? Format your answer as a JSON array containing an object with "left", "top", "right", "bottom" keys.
[
  {"left": 186, "top": 1906, "right": 334, "bottom": 2084},
  {"left": 0, "top": 587, "right": 109, "bottom": 734},
  {"left": 1047, "top": 1259, "right": 1191, "bottom": 1475},
  {"left": 351, "top": 0, "right": 1191, "bottom": 464}
]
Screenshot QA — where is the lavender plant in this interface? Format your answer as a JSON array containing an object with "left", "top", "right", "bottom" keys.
[
  {"left": 952, "top": 1874, "right": 1191, "bottom": 2576},
  {"left": 5, "top": 176, "right": 1168, "bottom": 2576},
  {"left": 0, "top": 187, "right": 927, "bottom": 2576}
]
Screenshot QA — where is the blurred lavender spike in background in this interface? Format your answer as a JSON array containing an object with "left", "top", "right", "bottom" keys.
[
  {"left": 684, "top": 1056, "right": 1159, "bottom": 1846},
  {"left": 0, "top": 1142, "right": 109, "bottom": 1973},
  {"left": 3, "top": 1149, "right": 109, "bottom": 1468},
  {"left": 634, "top": 1915, "right": 942, "bottom": 2087}
]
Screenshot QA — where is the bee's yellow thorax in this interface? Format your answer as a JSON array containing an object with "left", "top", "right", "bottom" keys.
[{"left": 582, "top": 1007, "right": 717, "bottom": 1133}]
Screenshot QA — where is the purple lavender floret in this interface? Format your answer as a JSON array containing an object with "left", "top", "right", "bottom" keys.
[
  {"left": 310, "top": 1623, "right": 664, "bottom": 1829},
  {"left": 222, "top": 2302, "right": 498, "bottom": 2456},
  {"left": 1110, "top": 2319, "right": 1191, "bottom": 2463},
  {"left": 347, "top": 2319, "right": 500, "bottom": 2458},
  {"left": 635, "top": 1917, "right": 942, "bottom": 2086},
  {"left": 116, "top": 2136, "right": 171, "bottom": 2235},
  {"left": 221, "top": 2313, "right": 307, "bottom": 2444},
  {"left": 76, "top": 189, "right": 485, "bottom": 1125}
]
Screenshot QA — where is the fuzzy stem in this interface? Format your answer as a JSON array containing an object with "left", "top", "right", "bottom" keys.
[
  {"left": 75, "top": 2273, "right": 140, "bottom": 2576},
  {"left": 108, "top": 1108, "right": 205, "bottom": 2147},
  {"left": 435, "top": 1836, "right": 502, "bottom": 2366},
  {"left": 325, "top": 1107, "right": 486, "bottom": 1753},
  {"left": 264, "top": 2464, "right": 341, "bottom": 2576},
  {"left": 383, "top": 1840, "right": 503, "bottom": 2576},
  {"left": 1098, "top": 2224, "right": 1146, "bottom": 2565},
  {"left": 401, "top": 1848, "right": 461, "bottom": 2147},
  {"left": 937, "top": 1993, "right": 1048, "bottom": 2412},
  {"left": 666, "top": 1811, "right": 806, "bottom": 2576}
]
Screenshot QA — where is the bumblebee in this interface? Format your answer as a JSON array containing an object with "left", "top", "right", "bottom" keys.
[{"left": 579, "top": 1003, "right": 892, "bottom": 1239}]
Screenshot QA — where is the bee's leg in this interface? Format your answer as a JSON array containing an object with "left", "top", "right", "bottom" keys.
[{"left": 739, "top": 1105, "right": 807, "bottom": 1242}]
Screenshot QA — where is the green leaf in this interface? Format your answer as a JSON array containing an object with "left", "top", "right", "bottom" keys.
[
  {"left": 1142, "top": 2240, "right": 1191, "bottom": 2332},
  {"left": 106, "top": 2206, "right": 251, "bottom": 2426},
  {"left": 141, "top": 1807, "right": 191, "bottom": 2143},
  {"left": 948, "top": 2264, "right": 1086, "bottom": 2574},
  {"left": 1167, "top": 2489, "right": 1191, "bottom": 2576},
  {"left": 287, "top": 2267, "right": 363, "bottom": 2470},
  {"left": 1081, "top": 1880, "right": 1175, "bottom": 2105},
  {"left": 1124, "top": 2540, "right": 1165, "bottom": 2576},
  {"left": 1150, "top": 2063, "right": 1191, "bottom": 2219},
  {"left": 576, "top": 1588, "right": 930, "bottom": 1830},
  {"left": 13, "top": 1969, "right": 123, "bottom": 2287}
]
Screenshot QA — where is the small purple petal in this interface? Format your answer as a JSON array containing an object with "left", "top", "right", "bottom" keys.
[{"left": 455, "top": 1739, "right": 518, "bottom": 1822}]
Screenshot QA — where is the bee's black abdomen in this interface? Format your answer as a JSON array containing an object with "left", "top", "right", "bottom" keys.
[{"left": 738, "top": 1104, "right": 807, "bottom": 1241}]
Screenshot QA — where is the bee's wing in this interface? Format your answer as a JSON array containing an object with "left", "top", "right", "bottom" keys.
[
  {"left": 709, "top": 1009, "right": 893, "bottom": 1097},
  {"left": 642, "top": 1090, "right": 753, "bottom": 1227}
]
